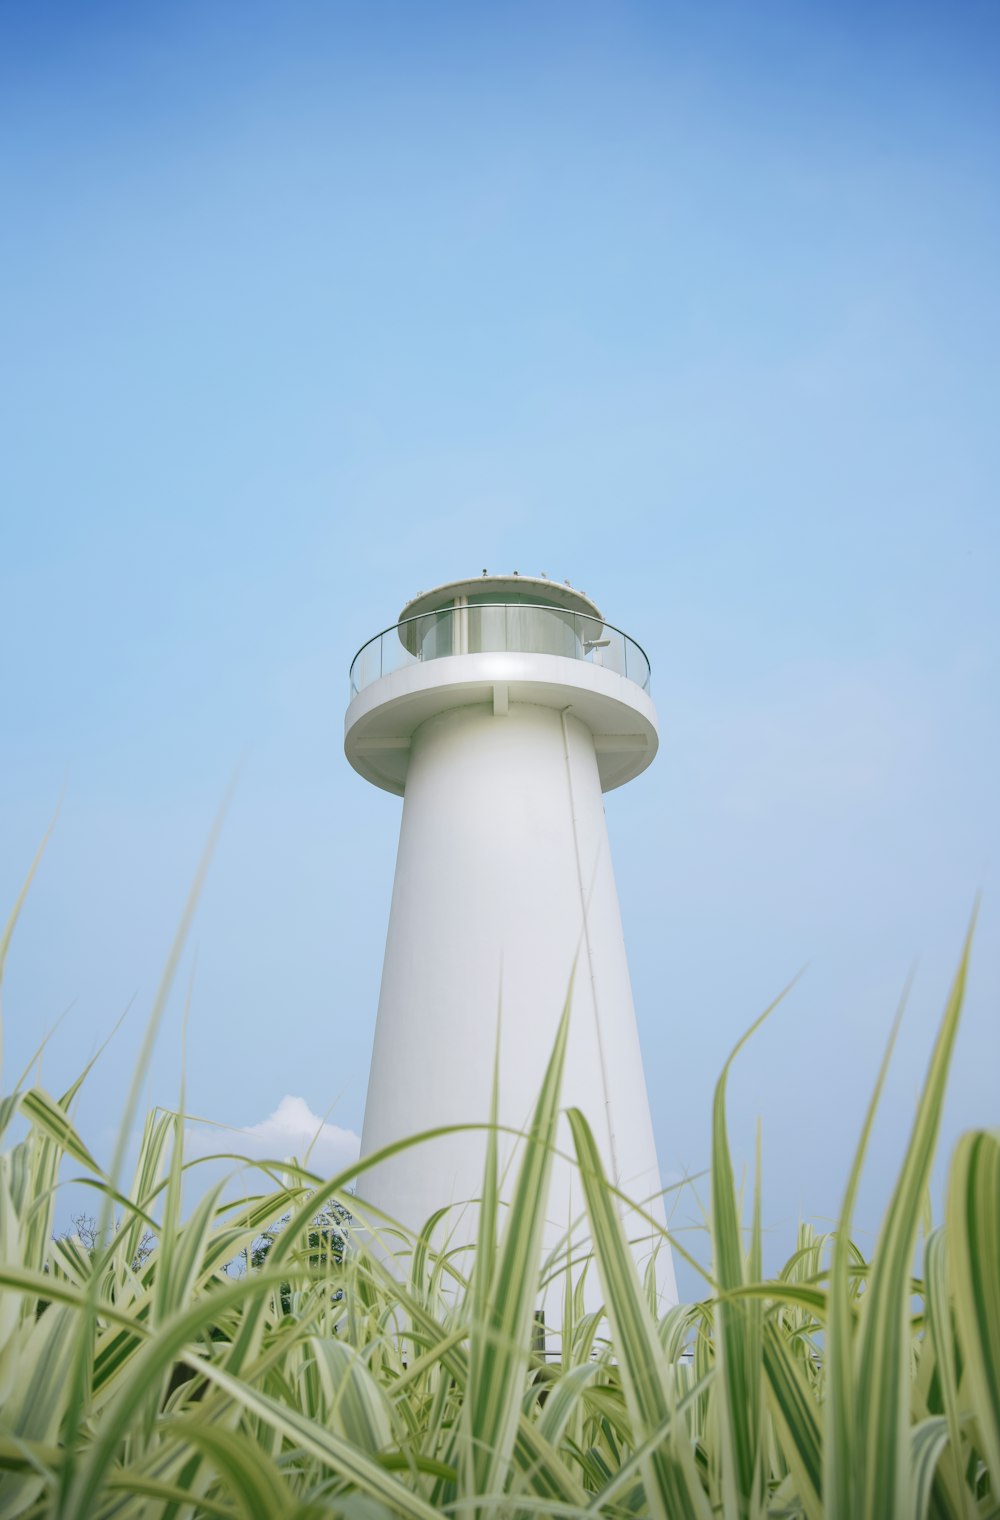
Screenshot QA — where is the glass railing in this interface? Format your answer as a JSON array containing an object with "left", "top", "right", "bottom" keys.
[{"left": 349, "top": 603, "right": 651, "bottom": 699}]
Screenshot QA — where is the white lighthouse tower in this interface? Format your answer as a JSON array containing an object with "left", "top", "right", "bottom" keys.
[{"left": 345, "top": 574, "right": 676, "bottom": 1311}]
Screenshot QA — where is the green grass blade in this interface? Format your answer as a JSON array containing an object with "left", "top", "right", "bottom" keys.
[
  {"left": 163, "top": 1415, "right": 297, "bottom": 1517},
  {"left": 910, "top": 1417, "right": 953, "bottom": 1520},
  {"left": 583, "top": 1370, "right": 714, "bottom": 1518},
  {"left": 459, "top": 995, "right": 570, "bottom": 1511},
  {"left": 855, "top": 926, "right": 972, "bottom": 1520},
  {"left": 946, "top": 1127, "right": 1000, "bottom": 1488},
  {"left": 924, "top": 1226, "right": 976, "bottom": 1519},
  {"left": 568, "top": 1105, "right": 713, "bottom": 1520},
  {"left": 19, "top": 1088, "right": 103, "bottom": 1175},
  {"left": 824, "top": 988, "right": 906, "bottom": 1520},
  {"left": 102, "top": 1470, "right": 233, "bottom": 1518},
  {"left": 0, "top": 812, "right": 57, "bottom": 1085},
  {"left": 534, "top": 1362, "right": 599, "bottom": 1449},
  {"left": 152, "top": 964, "right": 195, "bottom": 1327},
  {"left": 362, "top": 1250, "right": 589, "bottom": 1510},
  {"left": 181, "top": 1353, "right": 442, "bottom": 1520},
  {"left": 760, "top": 1318, "right": 823, "bottom": 1520},
  {"left": 56, "top": 1266, "right": 303, "bottom": 1518},
  {"left": 710, "top": 991, "right": 792, "bottom": 1519},
  {"left": 309, "top": 1337, "right": 395, "bottom": 1452},
  {"left": 469, "top": 1000, "right": 502, "bottom": 1326},
  {"left": 0, "top": 1303, "right": 76, "bottom": 1520}
]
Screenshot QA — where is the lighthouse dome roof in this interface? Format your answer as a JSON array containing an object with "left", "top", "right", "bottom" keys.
[{"left": 399, "top": 574, "right": 602, "bottom": 623}]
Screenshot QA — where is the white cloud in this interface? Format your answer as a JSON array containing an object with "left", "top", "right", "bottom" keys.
[{"left": 185, "top": 1096, "right": 360, "bottom": 1178}]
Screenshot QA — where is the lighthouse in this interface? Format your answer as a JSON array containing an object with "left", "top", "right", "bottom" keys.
[{"left": 345, "top": 574, "right": 676, "bottom": 1311}]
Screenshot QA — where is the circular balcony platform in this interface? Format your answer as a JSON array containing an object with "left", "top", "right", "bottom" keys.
[{"left": 345, "top": 646, "right": 659, "bottom": 796}]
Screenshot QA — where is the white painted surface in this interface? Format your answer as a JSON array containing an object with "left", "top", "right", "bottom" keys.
[
  {"left": 354, "top": 689, "right": 677, "bottom": 1314},
  {"left": 345, "top": 651, "right": 658, "bottom": 794}
]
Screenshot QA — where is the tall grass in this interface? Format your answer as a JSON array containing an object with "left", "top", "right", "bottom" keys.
[{"left": 0, "top": 877, "right": 995, "bottom": 1517}]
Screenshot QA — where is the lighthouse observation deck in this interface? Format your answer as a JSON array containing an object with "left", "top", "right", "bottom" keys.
[
  {"left": 345, "top": 573, "right": 659, "bottom": 796},
  {"left": 349, "top": 602, "right": 651, "bottom": 698}
]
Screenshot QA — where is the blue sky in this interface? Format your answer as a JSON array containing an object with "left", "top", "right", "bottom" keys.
[{"left": 1, "top": 1, "right": 997, "bottom": 1290}]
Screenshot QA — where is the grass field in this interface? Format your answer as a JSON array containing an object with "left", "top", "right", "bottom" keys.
[{"left": 0, "top": 858, "right": 995, "bottom": 1518}]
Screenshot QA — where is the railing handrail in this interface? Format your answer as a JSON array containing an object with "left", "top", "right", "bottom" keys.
[{"left": 348, "top": 602, "right": 651, "bottom": 682}]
